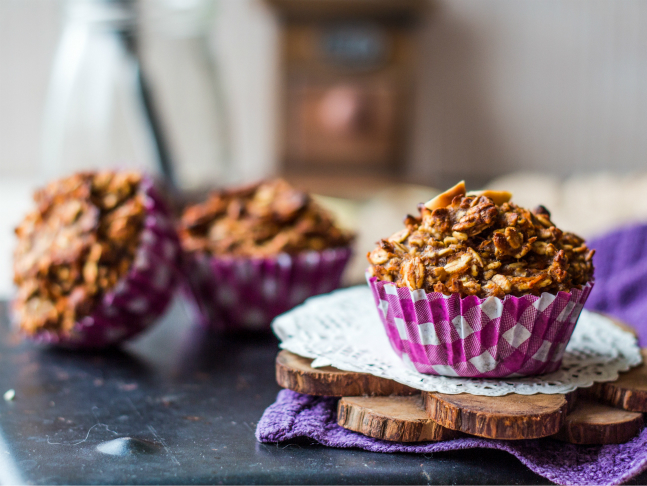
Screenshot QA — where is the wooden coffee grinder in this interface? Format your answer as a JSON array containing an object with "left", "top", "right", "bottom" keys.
[{"left": 267, "top": 0, "right": 426, "bottom": 198}]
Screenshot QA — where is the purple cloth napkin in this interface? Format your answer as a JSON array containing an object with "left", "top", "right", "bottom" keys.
[
  {"left": 586, "top": 223, "right": 647, "bottom": 344},
  {"left": 256, "top": 223, "right": 647, "bottom": 485},
  {"left": 257, "top": 390, "right": 647, "bottom": 486}
]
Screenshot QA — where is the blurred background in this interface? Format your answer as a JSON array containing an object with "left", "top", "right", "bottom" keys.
[{"left": 1, "top": 0, "right": 647, "bottom": 295}]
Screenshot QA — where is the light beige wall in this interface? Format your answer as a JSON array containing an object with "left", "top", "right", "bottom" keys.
[
  {"left": 0, "top": 0, "right": 61, "bottom": 177},
  {"left": 410, "top": 0, "right": 647, "bottom": 186},
  {"left": 1, "top": 0, "right": 647, "bottom": 183}
]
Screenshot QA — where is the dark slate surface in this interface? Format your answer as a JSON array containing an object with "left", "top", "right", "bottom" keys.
[{"left": 0, "top": 298, "right": 582, "bottom": 485}]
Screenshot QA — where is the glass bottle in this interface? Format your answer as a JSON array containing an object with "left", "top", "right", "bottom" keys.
[{"left": 40, "top": 0, "right": 230, "bottom": 192}]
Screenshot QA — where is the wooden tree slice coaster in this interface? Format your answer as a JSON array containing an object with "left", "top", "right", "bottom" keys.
[
  {"left": 276, "top": 350, "right": 417, "bottom": 397},
  {"left": 422, "top": 391, "right": 574, "bottom": 440},
  {"left": 277, "top": 316, "right": 644, "bottom": 444},
  {"left": 337, "top": 395, "right": 460, "bottom": 442},
  {"left": 553, "top": 399, "right": 644, "bottom": 445},
  {"left": 587, "top": 349, "right": 647, "bottom": 412}
]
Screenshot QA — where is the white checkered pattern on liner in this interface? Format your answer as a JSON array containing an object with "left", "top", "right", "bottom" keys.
[
  {"left": 469, "top": 351, "right": 498, "bottom": 373},
  {"left": 532, "top": 340, "right": 553, "bottom": 362},
  {"left": 481, "top": 297, "right": 503, "bottom": 319},
  {"left": 418, "top": 321, "right": 441, "bottom": 345},
  {"left": 394, "top": 317, "right": 409, "bottom": 340},
  {"left": 502, "top": 324, "right": 532, "bottom": 348},
  {"left": 432, "top": 364, "right": 460, "bottom": 377},
  {"left": 451, "top": 315, "right": 475, "bottom": 339},
  {"left": 533, "top": 293, "right": 557, "bottom": 312},
  {"left": 557, "top": 301, "right": 577, "bottom": 321}
]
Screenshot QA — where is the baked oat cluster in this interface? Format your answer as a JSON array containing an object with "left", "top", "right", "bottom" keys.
[
  {"left": 367, "top": 182, "right": 594, "bottom": 298},
  {"left": 13, "top": 171, "right": 145, "bottom": 335},
  {"left": 180, "top": 179, "right": 353, "bottom": 257}
]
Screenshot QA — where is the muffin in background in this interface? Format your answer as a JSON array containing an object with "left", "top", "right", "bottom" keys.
[
  {"left": 180, "top": 179, "right": 354, "bottom": 332},
  {"left": 367, "top": 181, "right": 594, "bottom": 377},
  {"left": 13, "top": 171, "right": 180, "bottom": 348}
]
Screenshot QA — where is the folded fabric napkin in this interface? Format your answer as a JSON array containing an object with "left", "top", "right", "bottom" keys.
[{"left": 256, "top": 223, "right": 647, "bottom": 486}]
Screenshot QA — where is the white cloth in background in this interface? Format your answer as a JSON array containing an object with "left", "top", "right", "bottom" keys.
[{"left": 486, "top": 172, "right": 647, "bottom": 239}]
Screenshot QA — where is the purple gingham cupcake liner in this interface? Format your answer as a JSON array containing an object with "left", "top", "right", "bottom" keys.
[
  {"left": 26, "top": 177, "right": 182, "bottom": 349},
  {"left": 367, "top": 275, "right": 594, "bottom": 378},
  {"left": 182, "top": 247, "right": 352, "bottom": 332}
]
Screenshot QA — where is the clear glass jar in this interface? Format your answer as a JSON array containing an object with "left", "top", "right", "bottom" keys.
[{"left": 41, "top": 0, "right": 230, "bottom": 192}]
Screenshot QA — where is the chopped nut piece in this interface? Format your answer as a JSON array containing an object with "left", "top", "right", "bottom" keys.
[
  {"left": 407, "top": 231, "right": 427, "bottom": 247},
  {"left": 467, "top": 247, "right": 484, "bottom": 267},
  {"left": 444, "top": 253, "right": 472, "bottom": 274},
  {"left": 427, "top": 247, "right": 455, "bottom": 258},
  {"left": 389, "top": 228, "right": 410, "bottom": 243},
  {"left": 492, "top": 274, "right": 512, "bottom": 293},
  {"left": 401, "top": 257, "right": 425, "bottom": 289},
  {"left": 391, "top": 241, "right": 409, "bottom": 255},
  {"left": 532, "top": 241, "right": 549, "bottom": 255},
  {"left": 368, "top": 248, "right": 390, "bottom": 265},
  {"left": 432, "top": 267, "right": 448, "bottom": 280},
  {"left": 505, "top": 262, "right": 527, "bottom": 270},
  {"left": 504, "top": 227, "right": 523, "bottom": 249}
]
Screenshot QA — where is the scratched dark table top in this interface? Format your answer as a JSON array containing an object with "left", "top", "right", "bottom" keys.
[{"left": 0, "top": 298, "right": 635, "bottom": 485}]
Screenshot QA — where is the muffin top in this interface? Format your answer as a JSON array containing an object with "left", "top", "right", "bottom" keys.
[
  {"left": 367, "top": 181, "right": 594, "bottom": 298},
  {"left": 13, "top": 171, "right": 145, "bottom": 335},
  {"left": 179, "top": 179, "right": 353, "bottom": 257}
]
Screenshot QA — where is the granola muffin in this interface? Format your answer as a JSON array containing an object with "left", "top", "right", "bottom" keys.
[
  {"left": 367, "top": 181, "right": 594, "bottom": 377},
  {"left": 180, "top": 179, "right": 353, "bottom": 331},
  {"left": 13, "top": 171, "right": 181, "bottom": 348}
]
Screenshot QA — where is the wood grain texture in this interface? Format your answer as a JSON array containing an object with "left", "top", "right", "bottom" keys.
[
  {"left": 553, "top": 399, "right": 644, "bottom": 445},
  {"left": 337, "top": 395, "right": 460, "bottom": 442},
  {"left": 423, "top": 391, "right": 573, "bottom": 440},
  {"left": 275, "top": 350, "right": 417, "bottom": 397},
  {"left": 588, "top": 349, "right": 647, "bottom": 412}
]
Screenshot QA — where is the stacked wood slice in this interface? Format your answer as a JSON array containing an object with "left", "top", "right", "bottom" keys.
[{"left": 275, "top": 316, "right": 646, "bottom": 445}]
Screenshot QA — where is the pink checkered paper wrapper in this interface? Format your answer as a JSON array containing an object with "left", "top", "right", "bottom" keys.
[
  {"left": 24, "top": 176, "right": 182, "bottom": 349},
  {"left": 182, "top": 247, "right": 352, "bottom": 332},
  {"left": 367, "top": 275, "right": 594, "bottom": 378}
]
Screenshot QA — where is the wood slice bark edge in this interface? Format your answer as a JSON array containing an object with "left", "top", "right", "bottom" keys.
[
  {"left": 276, "top": 350, "right": 417, "bottom": 397},
  {"left": 553, "top": 399, "right": 644, "bottom": 444},
  {"left": 337, "top": 395, "right": 460, "bottom": 442},
  {"left": 588, "top": 349, "right": 647, "bottom": 412},
  {"left": 423, "top": 391, "right": 573, "bottom": 440}
]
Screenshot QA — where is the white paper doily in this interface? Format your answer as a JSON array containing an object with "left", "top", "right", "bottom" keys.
[{"left": 272, "top": 286, "right": 643, "bottom": 396}]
